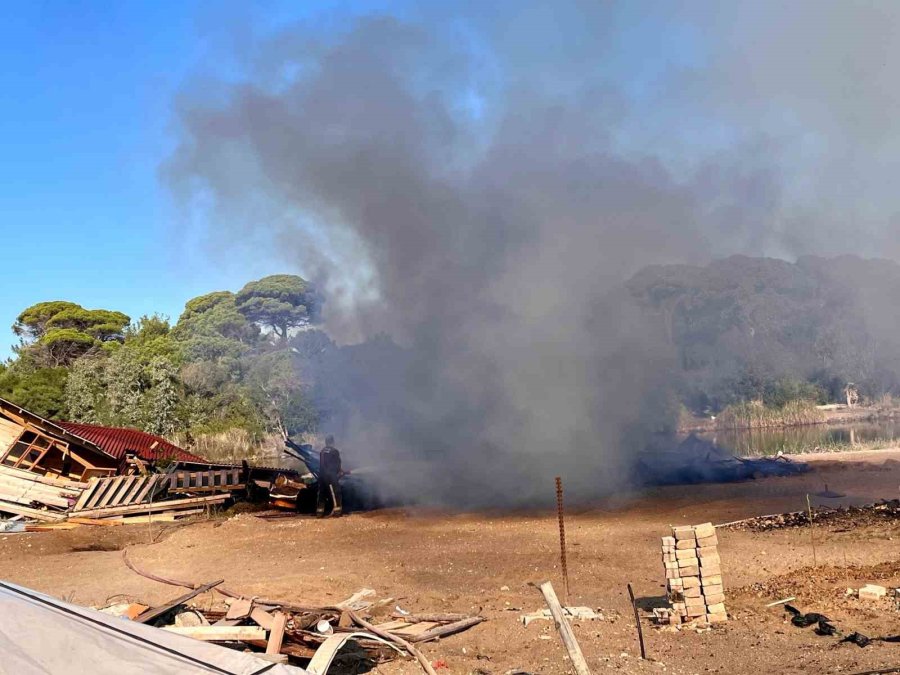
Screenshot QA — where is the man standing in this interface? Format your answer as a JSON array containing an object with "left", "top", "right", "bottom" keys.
[{"left": 316, "top": 435, "right": 343, "bottom": 518}]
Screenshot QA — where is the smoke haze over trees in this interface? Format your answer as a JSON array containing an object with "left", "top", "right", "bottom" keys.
[{"left": 156, "top": 2, "right": 900, "bottom": 505}]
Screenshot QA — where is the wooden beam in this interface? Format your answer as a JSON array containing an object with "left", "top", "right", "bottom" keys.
[
  {"left": 161, "top": 626, "right": 266, "bottom": 642},
  {"left": 408, "top": 616, "right": 485, "bottom": 643},
  {"left": 72, "top": 493, "right": 228, "bottom": 518},
  {"left": 0, "top": 464, "right": 89, "bottom": 489},
  {"left": 72, "top": 478, "right": 99, "bottom": 511},
  {"left": 0, "top": 500, "right": 66, "bottom": 522},
  {"left": 538, "top": 581, "right": 591, "bottom": 675},
  {"left": 134, "top": 579, "right": 224, "bottom": 625},
  {"left": 250, "top": 608, "right": 275, "bottom": 630},
  {"left": 266, "top": 611, "right": 287, "bottom": 655},
  {"left": 67, "top": 517, "right": 124, "bottom": 527},
  {"left": 113, "top": 508, "right": 203, "bottom": 524}
]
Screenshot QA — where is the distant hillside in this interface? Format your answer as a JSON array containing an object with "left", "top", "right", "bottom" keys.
[{"left": 626, "top": 255, "right": 900, "bottom": 412}]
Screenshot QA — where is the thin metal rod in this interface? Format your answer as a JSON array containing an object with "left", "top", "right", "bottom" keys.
[
  {"left": 627, "top": 583, "right": 647, "bottom": 660},
  {"left": 555, "top": 476, "right": 569, "bottom": 604}
]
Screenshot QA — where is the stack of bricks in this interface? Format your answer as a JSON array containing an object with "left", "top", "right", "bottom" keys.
[{"left": 661, "top": 522, "right": 727, "bottom": 625}]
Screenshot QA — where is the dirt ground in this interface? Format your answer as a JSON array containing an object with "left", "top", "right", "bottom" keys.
[{"left": 3, "top": 450, "right": 900, "bottom": 674}]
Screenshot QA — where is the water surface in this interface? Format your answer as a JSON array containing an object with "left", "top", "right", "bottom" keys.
[{"left": 693, "top": 420, "right": 900, "bottom": 457}]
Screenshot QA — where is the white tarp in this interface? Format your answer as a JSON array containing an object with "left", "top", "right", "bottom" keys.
[{"left": 0, "top": 579, "right": 307, "bottom": 675}]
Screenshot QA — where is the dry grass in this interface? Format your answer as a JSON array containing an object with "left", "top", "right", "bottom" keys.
[{"left": 716, "top": 399, "right": 825, "bottom": 430}]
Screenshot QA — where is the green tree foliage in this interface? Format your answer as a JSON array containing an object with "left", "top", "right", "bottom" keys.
[
  {"left": 235, "top": 275, "right": 318, "bottom": 342},
  {"left": 245, "top": 349, "right": 319, "bottom": 439},
  {"left": 0, "top": 364, "right": 68, "bottom": 418},
  {"left": 13, "top": 301, "right": 130, "bottom": 367},
  {"left": 4, "top": 276, "right": 321, "bottom": 445}
]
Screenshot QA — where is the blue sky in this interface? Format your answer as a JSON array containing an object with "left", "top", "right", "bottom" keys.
[{"left": 0, "top": 1, "right": 386, "bottom": 357}]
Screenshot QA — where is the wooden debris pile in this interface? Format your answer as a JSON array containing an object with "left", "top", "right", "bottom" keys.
[
  {"left": 721, "top": 499, "right": 900, "bottom": 532},
  {"left": 113, "top": 556, "right": 485, "bottom": 672},
  {"left": 0, "top": 464, "right": 240, "bottom": 529}
]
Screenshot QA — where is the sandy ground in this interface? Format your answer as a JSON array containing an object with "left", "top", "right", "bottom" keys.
[{"left": 2, "top": 450, "right": 900, "bottom": 674}]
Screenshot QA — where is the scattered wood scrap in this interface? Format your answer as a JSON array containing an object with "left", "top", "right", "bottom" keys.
[
  {"left": 119, "top": 557, "right": 485, "bottom": 673},
  {"left": 538, "top": 581, "right": 592, "bottom": 675}
]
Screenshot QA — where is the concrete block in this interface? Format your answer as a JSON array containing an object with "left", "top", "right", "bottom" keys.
[
  {"left": 693, "top": 522, "right": 716, "bottom": 539},
  {"left": 682, "top": 577, "right": 700, "bottom": 589},
  {"left": 706, "top": 612, "right": 728, "bottom": 624},
  {"left": 697, "top": 546, "right": 719, "bottom": 559},
  {"left": 686, "top": 604, "right": 705, "bottom": 617},
  {"left": 676, "top": 548, "right": 699, "bottom": 560},
  {"left": 699, "top": 552, "right": 721, "bottom": 565},
  {"left": 678, "top": 557, "right": 699, "bottom": 569},
  {"left": 700, "top": 562, "right": 722, "bottom": 576},
  {"left": 701, "top": 575, "right": 723, "bottom": 588},
  {"left": 859, "top": 584, "right": 887, "bottom": 600},
  {"left": 665, "top": 560, "right": 679, "bottom": 570},
  {"left": 661, "top": 536, "right": 676, "bottom": 547},
  {"left": 696, "top": 533, "right": 718, "bottom": 548},
  {"left": 702, "top": 584, "right": 724, "bottom": 596},
  {"left": 676, "top": 539, "right": 698, "bottom": 550},
  {"left": 665, "top": 568, "right": 681, "bottom": 579},
  {"left": 683, "top": 587, "right": 702, "bottom": 598},
  {"left": 673, "top": 526, "right": 697, "bottom": 541},
  {"left": 706, "top": 602, "right": 726, "bottom": 614},
  {"left": 679, "top": 565, "right": 700, "bottom": 577},
  {"left": 684, "top": 595, "right": 705, "bottom": 607},
  {"left": 704, "top": 593, "right": 726, "bottom": 605}
]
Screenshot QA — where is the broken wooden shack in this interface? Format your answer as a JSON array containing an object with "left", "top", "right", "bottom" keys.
[{"left": 0, "top": 397, "right": 293, "bottom": 526}]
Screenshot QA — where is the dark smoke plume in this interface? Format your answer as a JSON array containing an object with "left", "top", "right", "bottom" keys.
[{"left": 166, "top": 2, "right": 900, "bottom": 506}]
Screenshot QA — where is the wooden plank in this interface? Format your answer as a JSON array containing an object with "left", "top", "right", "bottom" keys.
[
  {"left": 0, "top": 472, "right": 81, "bottom": 498},
  {"left": 0, "top": 499, "right": 66, "bottom": 521},
  {"left": 407, "top": 617, "right": 484, "bottom": 643},
  {"left": 113, "top": 508, "right": 204, "bottom": 524},
  {"left": 107, "top": 475, "right": 137, "bottom": 506},
  {"left": 67, "top": 517, "right": 124, "bottom": 527},
  {"left": 25, "top": 523, "right": 82, "bottom": 531},
  {"left": 0, "top": 476, "right": 73, "bottom": 507},
  {"left": 250, "top": 608, "right": 275, "bottom": 630},
  {"left": 133, "top": 474, "right": 161, "bottom": 504},
  {"left": 0, "top": 485, "right": 69, "bottom": 509},
  {"left": 72, "top": 494, "right": 228, "bottom": 518},
  {"left": 225, "top": 598, "right": 253, "bottom": 620},
  {"left": 120, "top": 475, "right": 146, "bottom": 505},
  {"left": 0, "top": 464, "right": 89, "bottom": 490},
  {"left": 96, "top": 476, "right": 128, "bottom": 508},
  {"left": 266, "top": 611, "right": 287, "bottom": 655},
  {"left": 161, "top": 626, "right": 266, "bottom": 642},
  {"left": 393, "top": 622, "right": 440, "bottom": 638},
  {"left": 73, "top": 478, "right": 99, "bottom": 511},
  {"left": 84, "top": 478, "right": 116, "bottom": 509},
  {"left": 134, "top": 579, "right": 224, "bottom": 625},
  {"left": 539, "top": 581, "right": 591, "bottom": 675}
]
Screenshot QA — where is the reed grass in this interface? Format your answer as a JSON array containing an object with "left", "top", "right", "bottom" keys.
[{"left": 716, "top": 399, "right": 825, "bottom": 430}]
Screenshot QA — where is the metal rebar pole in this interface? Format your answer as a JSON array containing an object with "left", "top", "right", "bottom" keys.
[{"left": 555, "top": 476, "right": 570, "bottom": 604}]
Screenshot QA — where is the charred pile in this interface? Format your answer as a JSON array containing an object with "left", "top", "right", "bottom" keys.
[{"left": 637, "top": 433, "right": 809, "bottom": 487}]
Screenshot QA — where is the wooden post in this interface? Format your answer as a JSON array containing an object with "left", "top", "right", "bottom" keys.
[
  {"left": 626, "top": 583, "right": 646, "bottom": 660},
  {"left": 538, "top": 581, "right": 591, "bottom": 675},
  {"left": 555, "top": 476, "right": 570, "bottom": 604}
]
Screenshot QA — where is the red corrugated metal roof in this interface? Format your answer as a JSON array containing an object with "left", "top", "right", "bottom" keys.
[{"left": 56, "top": 422, "right": 207, "bottom": 463}]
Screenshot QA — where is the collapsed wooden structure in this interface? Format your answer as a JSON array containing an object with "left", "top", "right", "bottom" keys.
[{"left": 0, "top": 397, "right": 275, "bottom": 526}]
